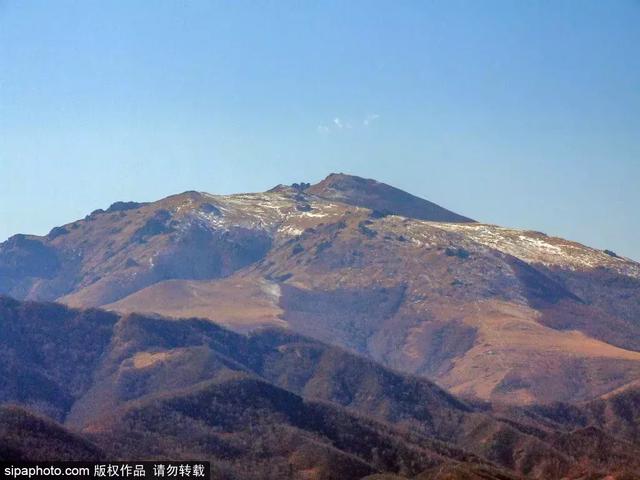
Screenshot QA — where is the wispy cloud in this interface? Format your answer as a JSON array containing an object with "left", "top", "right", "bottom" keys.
[
  {"left": 333, "top": 117, "right": 352, "bottom": 129},
  {"left": 317, "top": 114, "right": 380, "bottom": 135},
  {"left": 363, "top": 113, "right": 380, "bottom": 127}
]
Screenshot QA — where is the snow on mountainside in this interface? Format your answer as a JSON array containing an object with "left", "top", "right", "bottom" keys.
[
  {"left": 2, "top": 173, "right": 640, "bottom": 406},
  {"left": 197, "top": 189, "right": 350, "bottom": 237},
  {"left": 435, "top": 223, "right": 640, "bottom": 278},
  {"left": 151, "top": 186, "right": 640, "bottom": 279}
]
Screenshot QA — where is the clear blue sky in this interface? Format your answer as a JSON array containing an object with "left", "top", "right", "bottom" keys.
[{"left": 1, "top": 1, "right": 639, "bottom": 260}]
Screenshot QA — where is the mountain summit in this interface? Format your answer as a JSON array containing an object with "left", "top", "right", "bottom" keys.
[
  {"left": 305, "top": 173, "right": 475, "bottom": 223},
  {"left": 1, "top": 173, "right": 639, "bottom": 406}
]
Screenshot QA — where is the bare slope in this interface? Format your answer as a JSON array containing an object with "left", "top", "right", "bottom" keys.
[
  {"left": 2, "top": 174, "right": 640, "bottom": 406},
  {"left": 5, "top": 298, "right": 640, "bottom": 478},
  {"left": 305, "top": 173, "right": 475, "bottom": 223},
  {"left": 109, "top": 208, "right": 640, "bottom": 405}
]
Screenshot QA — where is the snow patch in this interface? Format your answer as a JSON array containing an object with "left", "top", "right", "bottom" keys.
[
  {"left": 260, "top": 281, "right": 281, "bottom": 301},
  {"left": 433, "top": 223, "right": 640, "bottom": 278},
  {"left": 279, "top": 225, "right": 305, "bottom": 236}
]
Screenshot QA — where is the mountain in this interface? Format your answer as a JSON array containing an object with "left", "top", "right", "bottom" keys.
[
  {"left": 88, "top": 375, "right": 491, "bottom": 480},
  {"left": 3, "top": 297, "right": 640, "bottom": 479},
  {"left": 0, "top": 405, "right": 104, "bottom": 461},
  {"left": 303, "top": 173, "right": 474, "bottom": 223},
  {"left": 508, "top": 382, "right": 640, "bottom": 448},
  {"left": 1, "top": 173, "right": 639, "bottom": 407}
]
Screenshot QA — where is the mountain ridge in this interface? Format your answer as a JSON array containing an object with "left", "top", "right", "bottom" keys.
[
  {"left": 4, "top": 296, "right": 640, "bottom": 478},
  {"left": 305, "top": 173, "right": 475, "bottom": 223},
  {"left": 1, "top": 173, "right": 639, "bottom": 407}
]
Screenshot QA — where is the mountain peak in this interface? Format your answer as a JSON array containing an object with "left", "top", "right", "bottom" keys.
[{"left": 306, "top": 173, "right": 475, "bottom": 223}]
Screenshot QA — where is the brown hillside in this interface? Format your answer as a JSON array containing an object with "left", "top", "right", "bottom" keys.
[{"left": 1, "top": 174, "right": 639, "bottom": 407}]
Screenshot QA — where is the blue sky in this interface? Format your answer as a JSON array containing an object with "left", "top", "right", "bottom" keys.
[{"left": 1, "top": 1, "right": 639, "bottom": 259}]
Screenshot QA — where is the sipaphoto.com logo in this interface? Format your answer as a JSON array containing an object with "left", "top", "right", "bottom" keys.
[
  {"left": 4, "top": 464, "right": 90, "bottom": 479},
  {"left": 1, "top": 462, "right": 211, "bottom": 480}
]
